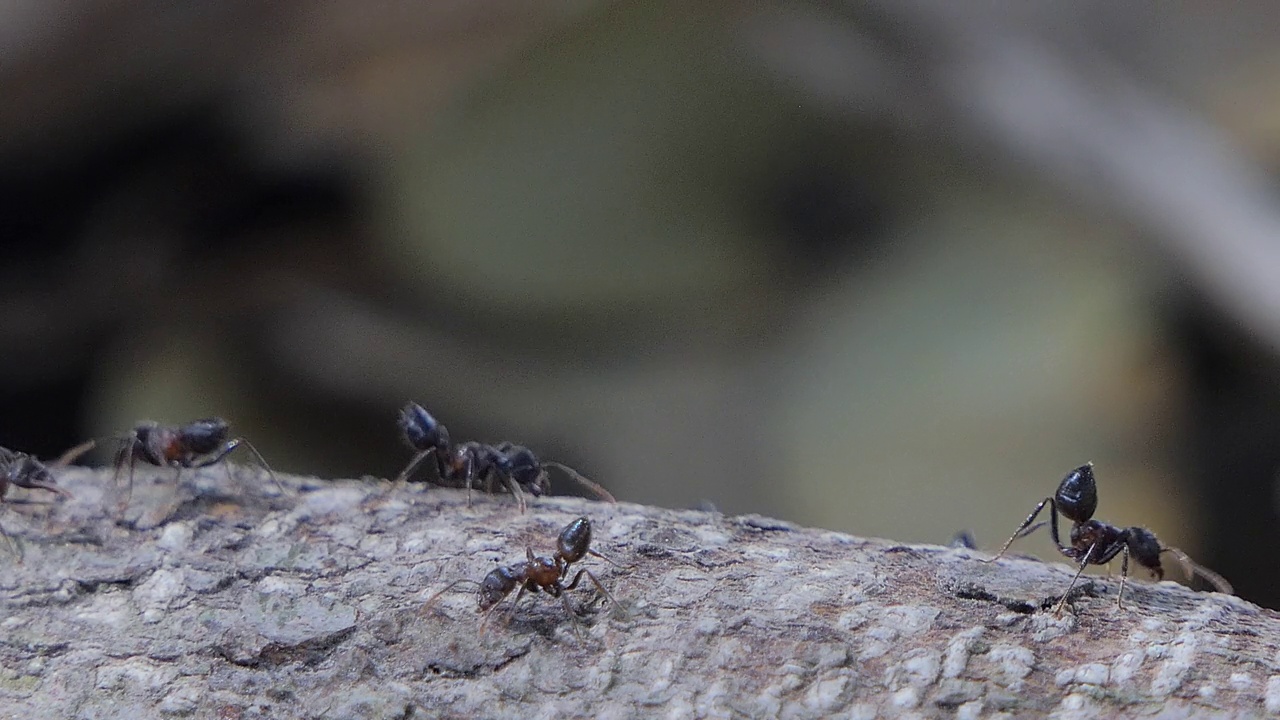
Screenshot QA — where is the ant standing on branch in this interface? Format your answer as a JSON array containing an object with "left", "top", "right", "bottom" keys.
[
  {"left": 113, "top": 418, "right": 281, "bottom": 514},
  {"left": 985, "top": 462, "right": 1232, "bottom": 614},
  {"left": 395, "top": 402, "right": 616, "bottom": 512},
  {"left": 0, "top": 442, "right": 92, "bottom": 558},
  {"left": 423, "top": 517, "right": 623, "bottom": 637}
]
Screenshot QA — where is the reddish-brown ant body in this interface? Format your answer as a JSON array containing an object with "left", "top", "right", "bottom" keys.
[
  {"left": 395, "top": 402, "right": 616, "bottom": 512},
  {"left": 113, "top": 418, "right": 280, "bottom": 512},
  {"left": 423, "top": 517, "right": 622, "bottom": 635},
  {"left": 986, "top": 463, "right": 1232, "bottom": 613}
]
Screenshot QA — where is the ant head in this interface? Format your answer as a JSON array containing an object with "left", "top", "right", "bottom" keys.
[
  {"left": 7, "top": 455, "right": 68, "bottom": 497},
  {"left": 182, "top": 418, "right": 231, "bottom": 454},
  {"left": 557, "top": 517, "right": 592, "bottom": 564},
  {"left": 1054, "top": 463, "right": 1098, "bottom": 523},
  {"left": 1126, "top": 527, "right": 1164, "bottom": 576},
  {"left": 399, "top": 402, "right": 449, "bottom": 452},
  {"left": 503, "top": 445, "right": 548, "bottom": 496}
]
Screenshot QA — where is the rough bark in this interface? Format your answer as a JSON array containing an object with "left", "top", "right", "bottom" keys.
[{"left": 0, "top": 466, "right": 1275, "bottom": 720}]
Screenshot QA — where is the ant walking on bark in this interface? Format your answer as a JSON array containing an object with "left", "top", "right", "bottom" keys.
[
  {"left": 113, "top": 418, "right": 281, "bottom": 513},
  {"left": 395, "top": 402, "right": 616, "bottom": 512},
  {"left": 0, "top": 442, "right": 92, "bottom": 558},
  {"left": 985, "top": 462, "right": 1232, "bottom": 614},
  {"left": 422, "top": 517, "right": 623, "bottom": 636}
]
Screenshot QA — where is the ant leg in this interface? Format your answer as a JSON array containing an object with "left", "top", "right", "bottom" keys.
[
  {"left": 543, "top": 462, "right": 616, "bottom": 503},
  {"left": 499, "top": 585, "right": 533, "bottom": 628},
  {"left": 507, "top": 477, "right": 528, "bottom": 514},
  {"left": 1116, "top": 545, "right": 1130, "bottom": 609},
  {"left": 395, "top": 449, "right": 437, "bottom": 485},
  {"left": 188, "top": 440, "right": 241, "bottom": 470},
  {"left": 0, "top": 520, "right": 23, "bottom": 563},
  {"left": 563, "top": 569, "right": 621, "bottom": 610},
  {"left": 51, "top": 440, "right": 96, "bottom": 468},
  {"left": 481, "top": 584, "right": 528, "bottom": 634},
  {"left": 190, "top": 439, "right": 274, "bottom": 492},
  {"left": 1014, "top": 521, "right": 1048, "bottom": 541},
  {"left": 1052, "top": 543, "right": 1098, "bottom": 615},
  {"left": 1161, "top": 546, "right": 1234, "bottom": 595},
  {"left": 461, "top": 455, "right": 476, "bottom": 508},
  {"left": 112, "top": 437, "right": 139, "bottom": 517},
  {"left": 558, "top": 590, "right": 587, "bottom": 640},
  {"left": 985, "top": 497, "right": 1056, "bottom": 563}
]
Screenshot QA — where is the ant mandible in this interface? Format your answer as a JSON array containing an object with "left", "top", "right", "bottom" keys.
[
  {"left": 395, "top": 402, "right": 616, "bottom": 512},
  {"left": 985, "top": 462, "right": 1232, "bottom": 614},
  {"left": 113, "top": 418, "right": 281, "bottom": 513},
  {"left": 422, "top": 517, "right": 622, "bottom": 636}
]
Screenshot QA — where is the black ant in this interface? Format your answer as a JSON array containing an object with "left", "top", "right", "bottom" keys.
[
  {"left": 985, "top": 462, "right": 1232, "bottom": 614},
  {"left": 113, "top": 418, "right": 281, "bottom": 513},
  {"left": 0, "top": 442, "right": 90, "bottom": 558},
  {"left": 395, "top": 402, "right": 616, "bottom": 512},
  {"left": 422, "top": 517, "right": 622, "bottom": 636}
]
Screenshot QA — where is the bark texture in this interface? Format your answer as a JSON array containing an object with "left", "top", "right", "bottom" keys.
[{"left": 0, "top": 466, "right": 1275, "bottom": 719}]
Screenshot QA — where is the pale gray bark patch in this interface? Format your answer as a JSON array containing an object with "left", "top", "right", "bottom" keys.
[{"left": 0, "top": 466, "right": 1272, "bottom": 719}]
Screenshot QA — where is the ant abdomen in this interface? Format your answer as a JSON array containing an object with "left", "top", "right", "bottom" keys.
[
  {"left": 558, "top": 517, "right": 592, "bottom": 564},
  {"left": 1054, "top": 463, "right": 1098, "bottom": 523},
  {"left": 1125, "top": 527, "right": 1164, "bottom": 577},
  {"left": 479, "top": 566, "right": 521, "bottom": 610},
  {"left": 181, "top": 418, "right": 232, "bottom": 455},
  {"left": 399, "top": 403, "right": 448, "bottom": 452}
]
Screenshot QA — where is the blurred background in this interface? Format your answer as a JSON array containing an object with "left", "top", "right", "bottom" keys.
[{"left": 2, "top": 1, "right": 1279, "bottom": 607}]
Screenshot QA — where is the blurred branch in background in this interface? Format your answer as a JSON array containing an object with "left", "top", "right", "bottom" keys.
[{"left": 748, "top": 0, "right": 1280, "bottom": 354}]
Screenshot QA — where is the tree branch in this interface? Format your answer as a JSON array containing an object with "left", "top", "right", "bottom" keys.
[{"left": 0, "top": 467, "right": 1273, "bottom": 718}]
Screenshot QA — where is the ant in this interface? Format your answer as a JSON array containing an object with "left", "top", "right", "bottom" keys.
[
  {"left": 0, "top": 442, "right": 90, "bottom": 558},
  {"left": 113, "top": 418, "right": 281, "bottom": 513},
  {"left": 395, "top": 402, "right": 616, "bottom": 512},
  {"left": 985, "top": 462, "right": 1232, "bottom": 614},
  {"left": 422, "top": 517, "right": 622, "bottom": 637}
]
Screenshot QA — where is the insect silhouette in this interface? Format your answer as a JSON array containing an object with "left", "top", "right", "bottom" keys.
[
  {"left": 985, "top": 462, "right": 1232, "bottom": 614},
  {"left": 0, "top": 443, "right": 87, "bottom": 558},
  {"left": 422, "top": 517, "right": 622, "bottom": 636},
  {"left": 395, "top": 402, "right": 616, "bottom": 512},
  {"left": 113, "top": 418, "right": 281, "bottom": 513}
]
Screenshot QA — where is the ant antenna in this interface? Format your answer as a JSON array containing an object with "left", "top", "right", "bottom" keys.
[
  {"left": 229, "top": 439, "right": 286, "bottom": 496},
  {"left": 51, "top": 440, "right": 96, "bottom": 468},
  {"left": 1162, "top": 546, "right": 1233, "bottom": 595},
  {"left": 543, "top": 462, "right": 616, "bottom": 503},
  {"left": 112, "top": 435, "right": 140, "bottom": 517}
]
